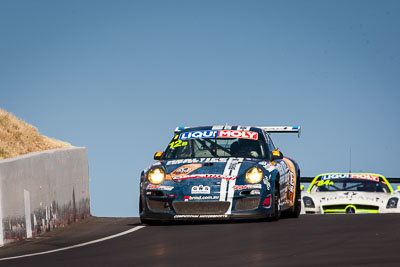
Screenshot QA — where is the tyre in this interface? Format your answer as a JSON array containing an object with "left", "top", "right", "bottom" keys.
[
  {"left": 284, "top": 175, "right": 301, "bottom": 218},
  {"left": 271, "top": 181, "right": 281, "bottom": 221}
]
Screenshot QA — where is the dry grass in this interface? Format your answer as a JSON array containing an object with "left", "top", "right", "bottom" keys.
[{"left": 0, "top": 108, "right": 72, "bottom": 160}]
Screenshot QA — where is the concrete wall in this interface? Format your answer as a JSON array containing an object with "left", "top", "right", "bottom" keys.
[{"left": 0, "top": 147, "right": 90, "bottom": 246}]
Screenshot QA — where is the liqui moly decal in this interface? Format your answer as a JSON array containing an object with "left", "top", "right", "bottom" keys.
[
  {"left": 173, "top": 174, "right": 237, "bottom": 181},
  {"left": 321, "top": 174, "right": 379, "bottom": 182},
  {"left": 218, "top": 130, "right": 258, "bottom": 139},
  {"left": 179, "top": 130, "right": 218, "bottom": 140},
  {"left": 179, "top": 130, "right": 258, "bottom": 140}
]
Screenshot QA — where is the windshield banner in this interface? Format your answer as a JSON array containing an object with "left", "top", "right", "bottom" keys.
[
  {"left": 179, "top": 130, "right": 258, "bottom": 140},
  {"left": 321, "top": 174, "right": 379, "bottom": 182}
]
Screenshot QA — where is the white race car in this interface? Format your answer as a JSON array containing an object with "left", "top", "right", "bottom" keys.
[{"left": 301, "top": 173, "right": 400, "bottom": 214}]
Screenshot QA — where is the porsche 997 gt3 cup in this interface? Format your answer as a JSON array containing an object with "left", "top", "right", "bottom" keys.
[
  {"left": 139, "top": 125, "right": 302, "bottom": 224},
  {"left": 301, "top": 173, "right": 400, "bottom": 214}
]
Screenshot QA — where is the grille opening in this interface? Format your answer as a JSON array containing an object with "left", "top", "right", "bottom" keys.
[
  {"left": 322, "top": 204, "right": 379, "bottom": 211},
  {"left": 235, "top": 197, "right": 260, "bottom": 211},
  {"left": 240, "top": 190, "right": 252, "bottom": 196},
  {"left": 173, "top": 201, "right": 230, "bottom": 215},
  {"left": 147, "top": 198, "right": 171, "bottom": 212}
]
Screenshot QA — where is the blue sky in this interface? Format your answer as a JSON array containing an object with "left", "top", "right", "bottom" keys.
[{"left": 1, "top": 0, "right": 400, "bottom": 217}]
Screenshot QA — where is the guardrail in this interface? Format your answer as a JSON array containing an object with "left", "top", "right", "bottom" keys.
[{"left": 0, "top": 148, "right": 90, "bottom": 246}]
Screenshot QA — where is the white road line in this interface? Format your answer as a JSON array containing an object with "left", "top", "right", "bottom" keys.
[{"left": 0, "top": 225, "right": 146, "bottom": 261}]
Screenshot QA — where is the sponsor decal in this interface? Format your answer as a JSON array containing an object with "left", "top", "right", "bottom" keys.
[
  {"left": 146, "top": 184, "right": 174, "bottom": 191},
  {"left": 321, "top": 174, "right": 379, "bottom": 182},
  {"left": 191, "top": 185, "right": 211, "bottom": 194},
  {"left": 262, "top": 194, "right": 272, "bottom": 208},
  {"left": 169, "top": 164, "right": 202, "bottom": 179},
  {"left": 263, "top": 175, "right": 271, "bottom": 191},
  {"left": 179, "top": 130, "right": 258, "bottom": 140},
  {"left": 233, "top": 184, "right": 262, "bottom": 190},
  {"left": 283, "top": 158, "right": 297, "bottom": 206},
  {"left": 218, "top": 130, "right": 258, "bottom": 139},
  {"left": 173, "top": 174, "right": 237, "bottom": 181},
  {"left": 183, "top": 195, "right": 219, "bottom": 201},
  {"left": 166, "top": 158, "right": 228, "bottom": 165},
  {"left": 173, "top": 167, "right": 194, "bottom": 175},
  {"left": 221, "top": 158, "right": 244, "bottom": 215},
  {"left": 179, "top": 130, "right": 218, "bottom": 140},
  {"left": 259, "top": 161, "right": 276, "bottom": 172},
  {"left": 174, "top": 215, "right": 228, "bottom": 218}
]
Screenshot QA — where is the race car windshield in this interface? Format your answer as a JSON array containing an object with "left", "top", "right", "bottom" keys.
[
  {"left": 311, "top": 178, "right": 390, "bottom": 193},
  {"left": 163, "top": 134, "right": 267, "bottom": 159}
]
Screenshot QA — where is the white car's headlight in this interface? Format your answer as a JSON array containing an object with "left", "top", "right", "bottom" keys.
[
  {"left": 303, "top": 196, "right": 315, "bottom": 208},
  {"left": 148, "top": 168, "right": 165, "bottom": 184},
  {"left": 387, "top": 197, "right": 398, "bottom": 209},
  {"left": 245, "top": 167, "right": 263, "bottom": 184}
]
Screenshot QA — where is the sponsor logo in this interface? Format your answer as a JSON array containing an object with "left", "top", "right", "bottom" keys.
[
  {"left": 191, "top": 185, "right": 211, "bottom": 194},
  {"left": 262, "top": 194, "right": 272, "bottom": 208},
  {"left": 146, "top": 184, "right": 174, "bottom": 191},
  {"left": 263, "top": 175, "right": 271, "bottom": 191},
  {"left": 166, "top": 158, "right": 228, "bottom": 165},
  {"left": 184, "top": 195, "right": 219, "bottom": 201},
  {"left": 174, "top": 215, "right": 228, "bottom": 218},
  {"left": 174, "top": 174, "right": 237, "bottom": 181},
  {"left": 173, "top": 167, "right": 194, "bottom": 175},
  {"left": 179, "top": 130, "right": 258, "bottom": 140},
  {"left": 167, "top": 164, "right": 203, "bottom": 180},
  {"left": 259, "top": 161, "right": 276, "bottom": 172},
  {"left": 322, "top": 174, "right": 379, "bottom": 182},
  {"left": 233, "top": 184, "right": 262, "bottom": 190},
  {"left": 179, "top": 130, "right": 218, "bottom": 140},
  {"left": 218, "top": 130, "right": 258, "bottom": 140}
]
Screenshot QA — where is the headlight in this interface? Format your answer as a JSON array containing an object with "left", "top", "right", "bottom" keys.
[
  {"left": 386, "top": 197, "right": 398, "bottom": 209},
  {"left": 303, "top": 196, "right": 315, "bottom": 208},
  {"left": 148, "top": 168, "right": 165, "bottom": 184},
  {"left": 245, "top": 167, "right": 263, "bottom": 184}
]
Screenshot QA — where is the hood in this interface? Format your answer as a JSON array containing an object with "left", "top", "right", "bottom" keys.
[{"left": 159, "top": 157, "right": 265, "bottom": 181}]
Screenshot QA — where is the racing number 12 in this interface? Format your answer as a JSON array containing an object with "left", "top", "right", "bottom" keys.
[{"left": 169, "top": 140, "right": 187, "bottom": 148}]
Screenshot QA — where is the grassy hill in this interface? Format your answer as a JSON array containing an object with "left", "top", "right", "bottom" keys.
[{"left": 0, "top": 108, "right": 72, "bottom": 160}]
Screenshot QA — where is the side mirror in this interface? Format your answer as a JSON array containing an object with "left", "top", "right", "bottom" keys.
[
  {"left": 153, "top": 151, "right": 163, "bottom": 160},
  {"left": 300, "top": 185, "right": 304, "bottom": 191},
  {"left": 271, "top": 150, "right": 284, "bottom": 160}
]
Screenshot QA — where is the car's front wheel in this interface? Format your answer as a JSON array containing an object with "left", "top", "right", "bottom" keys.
[
  {"left": 283, "top": 175, "right": 301, "bottom": 218},
  {"left": 271, "top": 181, "right": 281, "bottom": 221}
]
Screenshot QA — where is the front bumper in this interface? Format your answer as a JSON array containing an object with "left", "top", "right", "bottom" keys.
[{"left": 140, "top": 195, "right": 274, "bottom": 221}]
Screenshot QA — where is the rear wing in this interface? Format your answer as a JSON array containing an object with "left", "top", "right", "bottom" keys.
[{"left": 259, "top": 126, "right": 301, "bottom": 137}]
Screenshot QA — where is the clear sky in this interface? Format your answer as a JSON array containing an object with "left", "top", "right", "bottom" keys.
[{"left": 1, "top": 0, "right": 400, "bottom": 217}]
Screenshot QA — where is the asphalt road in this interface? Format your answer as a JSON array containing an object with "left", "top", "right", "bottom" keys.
[{"left": 1, "top": 214, "right": 400, "bottom": 267}]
